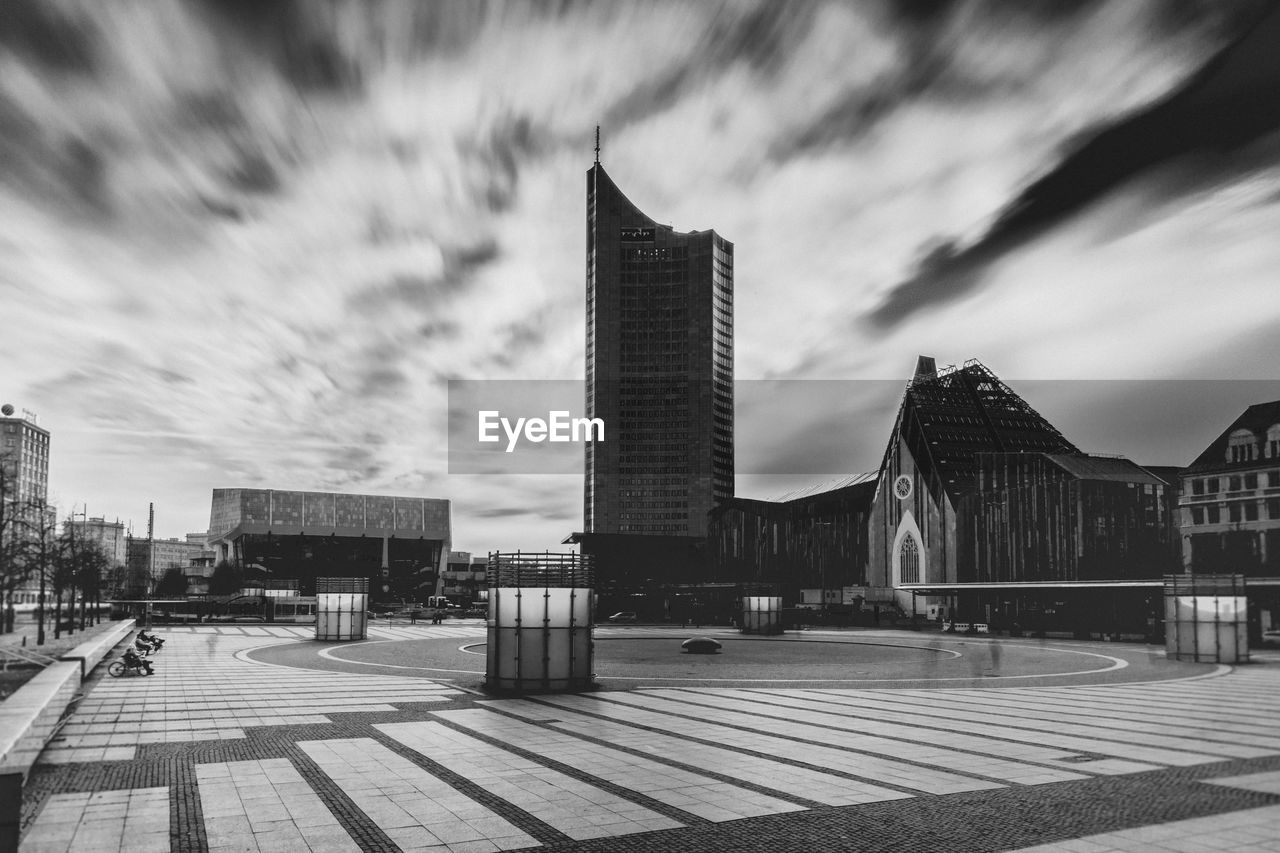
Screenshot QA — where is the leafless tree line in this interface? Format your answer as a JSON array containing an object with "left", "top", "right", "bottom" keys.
[{"left": 0, "top": 451, "right": 151, "bottom": 645}]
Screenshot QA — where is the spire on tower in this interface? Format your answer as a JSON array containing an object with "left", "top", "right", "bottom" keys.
[{"left": 594, "top": 125, "right": 600, "bottom": 165}]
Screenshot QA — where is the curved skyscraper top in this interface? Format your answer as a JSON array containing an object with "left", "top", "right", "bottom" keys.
[{"left": 585, "top": 162, "right": 733, "bottom": 539}]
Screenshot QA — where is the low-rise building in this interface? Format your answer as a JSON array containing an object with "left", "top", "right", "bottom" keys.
[
  {"left": 207, "top": 488, "right": 451, "bottom": 604},
  {"left": 441, "top": 550, "right": 487, "bottom": 605},
  {"left": 64, "top": 516, "right": 127, "bottom": 567}
]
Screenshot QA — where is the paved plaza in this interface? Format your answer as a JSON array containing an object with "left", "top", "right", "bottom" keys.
[{"left": 17, "top": 624, "right": 1280, "bottom": 852}]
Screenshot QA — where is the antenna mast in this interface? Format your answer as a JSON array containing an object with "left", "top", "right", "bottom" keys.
[{"left": 594, "top": 125, "right": 600, "bottom": 165}]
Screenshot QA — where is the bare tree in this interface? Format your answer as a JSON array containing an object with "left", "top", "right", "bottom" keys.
[
  {"left": 0, "top": 450, "right": 35, "bottom": 634},
  {"left": 18, "top": 503, "right": 60, "bottom": 645}
]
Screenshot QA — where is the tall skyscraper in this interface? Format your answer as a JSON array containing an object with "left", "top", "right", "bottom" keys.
[{"left": 584, "top": 160, "right": 734, "bottom": 544}]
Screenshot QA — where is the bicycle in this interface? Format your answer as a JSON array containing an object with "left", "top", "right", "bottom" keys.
[{"left": 107, "top": 654, "right": 153, "bottom": 677}]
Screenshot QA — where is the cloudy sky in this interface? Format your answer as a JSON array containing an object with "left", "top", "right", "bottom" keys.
[{"left": 3, "top": 0, "right": 1279, "bottom": 550}]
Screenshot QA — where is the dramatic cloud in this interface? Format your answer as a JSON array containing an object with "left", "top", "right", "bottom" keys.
[
  {"left": 868, "top": 3, "right": 1280, "bottom": 328},
  {"left": 1, "top": 0, "right": 1276, "bottom": 550}
]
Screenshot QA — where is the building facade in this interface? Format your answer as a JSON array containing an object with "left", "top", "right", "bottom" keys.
[
  {"left": 966, "top": 452, "right": 1179, "bottom": 583},
  {"left": 207, "top": 489, "right": 451, "bottom": 603},
  {"left": 708, "top": 474, "right": 877, "bottom": 600},
  {"left": 0, "top": 408, "right": 50, "bottom": 508},
  {"left": 441, "top": 550, "right": 486, "bottom": 605},
  {"left": 584, "top": 160, "right": 733, "bottom": 542},
  {"left": 864, "top": 357, "right": 1183, "bottom": 634},
  {"left": 127, "top": 536, "right": 208, "bottom": 580},
  {"left": 64, "top": 517, "right": 128, "bottom": 567},
  {"left": 1, "top": 408, "right": 52, "bottom": 615},
  {"left": 1179, "top": 400, "right": 1280, "bottom": 577}
]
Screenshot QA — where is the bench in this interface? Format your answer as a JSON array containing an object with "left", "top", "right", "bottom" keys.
[{"left": 59, "top": 618, "right": 136, "bottom": 680}]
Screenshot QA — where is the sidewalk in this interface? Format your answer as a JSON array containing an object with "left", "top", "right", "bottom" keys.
[{"left": 19, "top": 625, "right": 1280, "bottom": 852}]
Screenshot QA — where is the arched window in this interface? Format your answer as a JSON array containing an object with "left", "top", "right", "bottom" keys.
[
  {"left": 1267, "top": 424, "right": 1280, "bottom": 459},
  {"left": 899, "top": 535, "right": 920, "bottom": 584},
  {"left": 1227, "top": 429, "right": 1258, "bottom": 464}
]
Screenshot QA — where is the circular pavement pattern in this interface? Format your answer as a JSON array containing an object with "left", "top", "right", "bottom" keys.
[{"left": 246, "top": 627, "right": 1217, "bottom": 690}]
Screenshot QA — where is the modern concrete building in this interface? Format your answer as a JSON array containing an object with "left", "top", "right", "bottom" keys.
[
  {"left": 207, "top": 489, "right": 451, "bottom": 603},
  {"left": 441, "top": 550, "right": 486, "bottom": 605},
  {"left": 578, "top": 155, "right": 733, "bottom": 584}
]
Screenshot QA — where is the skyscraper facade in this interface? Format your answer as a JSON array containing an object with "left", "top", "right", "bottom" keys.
[{"left": 584, "top": 162, "right": 733, "bottom": 542}]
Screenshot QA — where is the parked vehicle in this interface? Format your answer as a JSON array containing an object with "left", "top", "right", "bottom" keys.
[{"left": 607, "top": 611, "right": 638, "bottom": 623}]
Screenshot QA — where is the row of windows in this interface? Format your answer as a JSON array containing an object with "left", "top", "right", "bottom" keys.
[
  {"left": 616, "top": 477, "right": 691, "bottom": 488},
  {"left": 618, "top": 489, "right": 687, "bottom": 499},
  {"left": 1191, "top": 471, "right": 1280, "bottom": 494},
  {"left": 619, "top": 305, "right": 687, "bottom": 317},
  {"left": 1189, "top": 498, "right": 1280, "bottom": 524},
  {"left": 618, "top": 277, "right": 690, "bottom": 288},
  {"left": 617, "top": 500, "right": 690, "bottom": 509},
  {"left": 622, "top": 247, "right": 687, "bottom": 262},
  {"left": 618, "top": 366, "right": 691, "bottom": 377},
  {"left": 616, "top": 443, "right": 692, "bottom": 453},
  {"left": 1226, "top": 426, "right": 1280, "bottom": 463},
  {"left": 617, "top": 524, "right": 688, "bottom": 534},
  {"left": 3, "top": 424, "right": 49, "bottom": 443}
]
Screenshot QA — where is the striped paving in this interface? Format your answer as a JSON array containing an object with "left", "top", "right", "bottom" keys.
[
  {"left": 197, "top": 759, "right": 361, "bottom": 853},
  {"left": 481, "top": 697, "right": 917, "bottom": 806},
  {"left": 20, "top": 787, "right": 169, "bottom": 853},
  {"left": 774, "top": 689, "right": 1216, "bottom": 766},
  {"left": 658, "top": 687, "right": 1148, "bottom": 775},
  {"left": 377, "top": 721, "right": 683, "bottom": 839},
  {"left": 524, "top": 692, "right": 1004, "bottom": 795},
  {"left": 421, "top": 709, "right": 806, "bottom": 821},
  {"left": 297, "top": 737, "right": 538, "bottom": 852},
  {"left": 41, "top": 632, "right": 462, "bottom": 763},
  {"left": 607, "top": 689, "right": 1086, "bottom": 785},
  {"left": 20, "top": 626, "right": 1280, "bottom": 852}
]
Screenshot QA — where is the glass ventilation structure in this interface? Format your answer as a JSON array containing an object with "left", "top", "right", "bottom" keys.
[
  {"left": 741, "top": 595, "right": 783, "bottom": 635},
  {"left": 485, "top": 552, "right": 595, "bottom": 693},
  {"left": 315, "top": 577, "right": 368, "bottom": 641},
  {"left": 1164, "top": 574, "right": 1248, "bottom": 663}
]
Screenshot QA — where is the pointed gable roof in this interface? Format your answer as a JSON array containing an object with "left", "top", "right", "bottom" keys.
[
  {"left": 882, "top": 358, "right": 1078, "bottom": 500},
  {"left": 1186, "top": 399, "right": 1280, "bottom": 473}
]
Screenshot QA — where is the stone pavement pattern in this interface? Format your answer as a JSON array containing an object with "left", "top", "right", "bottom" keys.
[{"left": 18, "top": 625, "right": 1280, "bottom": 852}]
